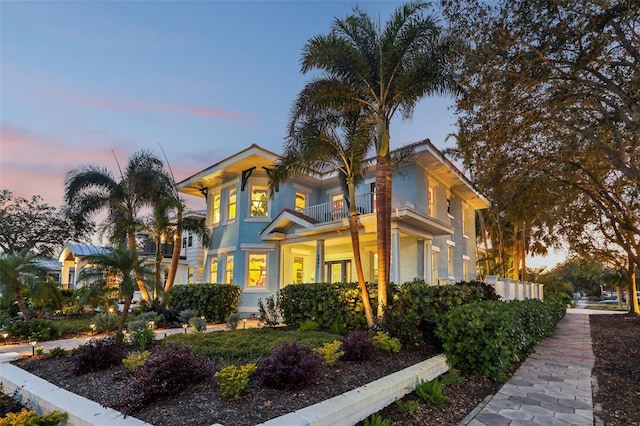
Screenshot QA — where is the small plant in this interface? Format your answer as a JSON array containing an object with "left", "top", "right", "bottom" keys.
[
  {"left": 226, "top": 313, "right": 241, "bottom": 330},
  {"left": 415, "top": 378, "right": 450, "bottom": 406},
  {"left": 340, "top": 329, "right": 374, "bottom": 361},
  {"left": 122, "top": 350, "right": 151, "bottom": 372},
  {"left": 127, "top": 319, "right": 156, "bottom": 349},
  {"left": 395, "top": 399, "right": 421, "bottom": 415},
  {"left": 91, "top": 312, "right": 119, "bottom": 333},
  {"left": 257, "top": 295, "right": 281, "bottom": 327},
  {"left": 364, "top": 413, "right": 395, "bottom": 426},
  {"left": 257, "top": 340, "right": 322, "bottom": 389},
  {"left": 0, "top": 409, "right": 68, "bottom": 426},
  {"left": 111, "top": 343, "right": 215, "bottom": 415},
  {"left": 330, "top": 321, "right": 347, "bottom": 335},
  {"left": 214, "top": 363, "right": 257, "bottom": 398},
  {"left": 372, "top": 331, "right": 401, "bottom": 353},
  {"left": 439, "top": 369, "right": 463, "bottom": 387},
  {"left": 135, "top": 311, "right": 164, "bottom": 327},
  {"left": 297, "top": 319, "right": 319, "bottom": 331},
  {"left": 35, "top": 346, "right": 45, "bottom": 356},
  {"left": 189, "top": 316, "right": 207, "bottom": 332},
  {"left": 48, "top": 346, "right": 69, "bottom": 358},
  {"left": 314, "top": 340, "right": 344, "bottom": 365},
  {"left": 72, "top": 337, "right": 125, "bottom": 375},
  {"left": 179, "top": 309, "right": 199, "bottom": 324}
]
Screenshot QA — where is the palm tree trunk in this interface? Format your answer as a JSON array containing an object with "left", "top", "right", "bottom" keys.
[
  {"left": 375, "top": 155, "right": 388, "bottom": 318},
  {"left": 628, "top": 261, "right": 638, "bottom": 315},
  {"left": 13, "top": 282, "right": 30, "bottom": 323},
  {"left": 347, "top": 180, "right": 375, "bottom": 328},
  {"left": 163, "top": 210, "right": 183, "bottom": 307},
  {"left": 116, "top": 295, "right": 132, "bottom": 344},
  {"left": 127, "top": 232, "right": 151, "bottom": 303},
  {"left": 477, "top": 210, "right": 491, "bottom": 276}
]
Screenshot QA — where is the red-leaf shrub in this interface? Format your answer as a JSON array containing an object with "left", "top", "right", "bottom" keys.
[
  {"left": 111, "top": 343, "right": 215, "bottom": 415},
  {"left": 72, "top": 338, "right": 126, "bottom": 375},
  {"left": 339, "top": 329, "right": 374, "bottom": 361},
  {"left": 257, "top": 340, "right": 322, "bottom": 389}
]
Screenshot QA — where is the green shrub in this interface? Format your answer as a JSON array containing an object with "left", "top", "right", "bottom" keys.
[
  {"left": 372, "top": 331, "right": 401, "bottom": 353},
  {"left": 48, "top": 346, "right": 69, "bottom": 358},
  {"left": 340, "top": 329, "right": 374, "bottom": 361},
  {"left": 298, "top": 319, "right": 319, "bottom": 331},
  {"left": 189, "top": 316, "right": 207, "bottom": 332},
  {"left": 257, "top": 340, "right": 322, "bottom": 389},
  {"left": 122, "top": 350, "right": 151, "bottom": 372},
  {"left": 134, "top": 311, "right": 164, "bottom": 328},
  {"left": 279, "top": 282, "right": 378, "bottom": 329},
  {"left": 226, "top": 313, "right": 241, "bottom": 330},
  {"left": 314, "top": 340, "right": 344, "bottom": 365},
  {"left": 214, "top": 363, "right": 257, "bottom": 397},
  {"left": 330, "top": 321, "right": 347, "bottom": 335},
  {"left": 72, "top": 337, "right": 126, "bottom": 375},
  {"left": 7, "top": 318, "right": 53, "bottom": 340},
  {"left": 415, "top": 378, "right": 450, "bottom": 406},
  {"left": 0, "top": 409, "right": 68, "bottom": 426},
  {"left": 364, "top": 413, "right": 394, "bottom": 426},
  {"left": 91, "top": 313, "right": 119, "bottom": 333},
  {"left": 127, "top": 320, "right": 156, "bottom": 349},
  {"left": 179, "top": 309, "right": 199, "bottom": 324},
  {"left": 395, "top": 399, "right": 420, "bottom": 415},
  {"left": 168, "top": 284, "right": 241, "bottom": 323}
]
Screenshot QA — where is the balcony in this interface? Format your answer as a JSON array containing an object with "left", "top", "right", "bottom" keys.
[{"left": 300, "top": 192, "right": 416, "bottom": 223}]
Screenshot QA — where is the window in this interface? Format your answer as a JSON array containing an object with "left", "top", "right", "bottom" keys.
[
  {"left": 225, "top": 255, "right": 234, "bottom": 284},
  {"left": 248, "top": 253, "right": 267, "bottom": 287},
  {"left": 447, "top": 246, "right": 454, "bottom": 278},
  {"left": 188, "top": 267, "right": 194, "bottom": 284},
  {"left": 293, "top": 256, "right": 304, "bottom": 284},
  {"left": 331, "top": 194, "right": 345, "bottom": 219},
  {"left": 188, "top": 234, "right": 193, "bottom": 247},
  {"left": 462, "top": 203, "right": 469, "bottom": 236},
  {"left": 295, "top": 192, "right": 306, "bottom": 213},
  {"left": 326, "top": 260, "right": 351, "bottom": 283},
  {"left": 182, "top": 237, "right": 187, "bottom": 249},
  {"left": 228, "top": 188, "right": 237, "bottom": 220},
  {"left": 463, "top": 258, "right": 469, "bottom": 281},
  {"left": 428, "top": 186, "right": 435, "bottom": 217},
  {"left": 213, "top": 193, "right": 221, "bottom": 224},
  {"left": 250, "top": 186, "right": 269, "bottom": 217},
  {"left": 210, "top": 256, "right": 218, "bottom": 283}
]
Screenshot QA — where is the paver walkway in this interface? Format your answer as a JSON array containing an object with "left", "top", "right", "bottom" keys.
[{"left": 460, "top": 307, "right": 621, "bottom": 426}]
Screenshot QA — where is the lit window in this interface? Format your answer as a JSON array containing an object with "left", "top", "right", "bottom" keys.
[
  {"left": 462, "top": 203, "right": 468, "bottom": 235},
  {"left": 210, "top": 257, "right": 218, "bottom": 283},
  {"left": 250, "top": 186, "right": 269, "bottom": 217},
  {"left": 447, "top": 246, "right": 454, "bottom": 277},
  {"left": 188, "top": 267, "right": 194, "bottom": 284},
  {"left": 293, "top": 256, "right": 304, "bottom": 284},
  {"left": 213, "top": 193, "right": 221, "bottom": 224},
  {"left": 248, "top": 253, "right": 267, "bottom": 287},
  {"left": 428, "top": 186, "right": 435, "bottom": 217},
  {"left": 295, "top": 192, "right": 306, "bottom": 213},
  {"left": 228, "top": 188, "right": 237, "bottom": 220},
  {"left": 225, "top": 255, "right": 234, "bottom": 284}
]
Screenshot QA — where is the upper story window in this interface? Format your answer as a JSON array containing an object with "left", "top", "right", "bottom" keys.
[
  {"left": 188, "top": 234, "right": 193, "bottom": 247},
  {"left": 250, "top": 185, "right": 269, "bottom": 217},
  {"left": 228, "top": 188, "right": 237, "bottom": 220},
  {"left": 213, "top": 193, "right": 221, "bottom": 224},
  {"left": 295, "top": 192, "right": 306, "bottom": 213},
  {"left": 462, "top": 203, "right": 469, "bottom": 236},
  {"left": 428, "top": 185, "right": 435, "bottom": 217}
]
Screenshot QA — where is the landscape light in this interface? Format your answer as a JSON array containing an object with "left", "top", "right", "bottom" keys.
[{"left": 29, "top": 338, "right": 37, "bottom": 356}]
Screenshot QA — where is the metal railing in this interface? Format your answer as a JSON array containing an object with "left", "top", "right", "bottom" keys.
[{"left": 301, "top": 192, "right": 416, "bottom": 223}]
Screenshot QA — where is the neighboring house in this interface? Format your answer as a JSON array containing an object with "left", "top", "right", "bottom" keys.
[
  {"left": 59, "top": 243, "right": 110, "bottom": 289},
  {"left": 177, "top": 140, "right": 490, "bottom": 315}
]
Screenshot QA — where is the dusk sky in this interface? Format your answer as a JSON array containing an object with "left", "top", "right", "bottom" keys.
[{"left": 0, "top": 1, "right": 563, "bottom": 268}]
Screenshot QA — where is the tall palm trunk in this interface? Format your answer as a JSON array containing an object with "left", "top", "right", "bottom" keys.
[
  {"left": 477, "top": 210, "right": 491, "bottom": 276},
  {"left": 127, "top": 232, "right": 151, "bottom": 303},
  {"left": 115, "top": 294, "right": 132, "bottom": 344},
  {"left": 347, "top": 178, "right": 375, "bottom": 328},
  {"left": 163, "top": 208, "right": 183, "bottom": 306},
  {"left": 13, "top": 283, "right": 30, "bottom": 323},
  {"left": 375, "top": 156, "right": 389, "bottom": 317}
]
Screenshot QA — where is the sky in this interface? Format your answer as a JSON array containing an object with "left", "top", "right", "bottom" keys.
[{"left": 0, "top": 0, "right": 564, "bottom": 269}]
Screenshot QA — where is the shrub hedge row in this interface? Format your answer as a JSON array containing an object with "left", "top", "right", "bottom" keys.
[
  {"left": 435, "top": 299, "right": 566, "bottom": 381},
  {"left": 167, "top": 283, "right": 241, "bottom": 322}
]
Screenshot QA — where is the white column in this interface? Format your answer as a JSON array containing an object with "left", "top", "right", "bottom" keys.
[
  {"left": 315, "top": 240, "right": 325, "bottom": 283},
  {"left": 390, "top": 226, "right": 400, "bottom": 283}
]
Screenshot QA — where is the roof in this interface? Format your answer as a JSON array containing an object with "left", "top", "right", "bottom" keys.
[{"left": 58, "top": 243, "right": 109, "bottom": 262}]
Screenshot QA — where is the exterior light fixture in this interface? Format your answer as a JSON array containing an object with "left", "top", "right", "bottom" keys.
[
  {"left": 148, "top": 321, "right": 155, "bottom": 330},
  {"left": 29, "top": 338, "right": 37, "bottom": 356},
  {"left": 242, "top": 318, "right": 247, "bottom": 329},
  {"left": 89, "top": 323, "right": 97, "bottom": 335},
  {"left": 2, "top": 332, "right": 8, "bottom": 345},
  {"left": 182, "top": 323, "right": 188, "bottom": 334}
]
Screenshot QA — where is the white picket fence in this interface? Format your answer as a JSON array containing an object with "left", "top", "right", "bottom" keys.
[{"left": 484, "top": 275, "right": 544, "bottom": 301}]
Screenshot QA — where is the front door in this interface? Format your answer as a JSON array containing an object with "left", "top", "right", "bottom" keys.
[{"left": 326, "top": 260, "right": 351, "bottom": 283}]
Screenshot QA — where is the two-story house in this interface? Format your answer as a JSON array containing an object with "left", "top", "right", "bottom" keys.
[{"left": 176, "top": 140, "right": 490, "bottom": 315}]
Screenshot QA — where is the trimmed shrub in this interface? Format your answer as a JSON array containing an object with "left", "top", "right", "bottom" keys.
[
  {"left": 111, "top": 343, "right": 215, "bottom": 415},
  {"left": 215, "top": 363, "right": 257, "bottom": 398},
  {"left": 72, "top": 337, "right": 126, "bottom": 375},
  {"left": 168, "top": 284, "right": 241, "bottom": 323},
  {"left": 340, "top": 329, "right": 374, "bottom": 361},
  {"left": 178, "top": 309, "right": 199, "bottom": 324},
  {"left": 257, "top": 340, "right": 322, "bottom": 389},
  {"left": 122, "top": 350, "right": 151, "bottom": 372},
  {"left": 7, "top": 318, "right": 53, "bottom": 340},
  {"left": 372, "top": 331, "right": 401, "bottom": 353},
  {"left": 91, "top": 312, "right": 119, "bottom": 333},
  {"left": 279, "top": 282, "right": 378, "bottom": 329},
  {"left": 314, "top": 340, "right": 344, "bottom": 365},
  {"left": 189, "top": 316, "right": 207, "bottom": 332}
]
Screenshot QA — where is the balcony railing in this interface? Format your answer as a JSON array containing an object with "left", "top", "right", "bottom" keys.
[{"left": 300, "top": 192, "right": 416, "bottom": 223}]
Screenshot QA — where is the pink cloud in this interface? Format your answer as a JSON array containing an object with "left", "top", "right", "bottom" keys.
[{"left": 47, "top": 89, "right": 256, "bottom": 127}]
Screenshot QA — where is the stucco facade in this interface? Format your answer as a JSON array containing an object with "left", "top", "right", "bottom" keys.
[{"left": 177, "top": 140, "right": 490, "bottom": 314}]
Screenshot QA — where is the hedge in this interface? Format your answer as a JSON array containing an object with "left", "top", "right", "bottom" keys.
[{"left": 167, "top": 283, "right": 241, "bottom": 323}]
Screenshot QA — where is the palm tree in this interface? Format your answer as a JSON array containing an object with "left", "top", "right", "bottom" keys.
[
  {"left": 64, "top": 150, "right": 172, "bottom": 304},
  {"left": 295, "top": 1, "right": 459, "bottom": 316},
  {"left": 272, "top": 107, "right": 376, "bottom": 327},
  {"left": 0, "top": 251, "right": 46, "bottom": 322},
  {"left": 79, "top": 246, "right": 152, "bottom": 343}
]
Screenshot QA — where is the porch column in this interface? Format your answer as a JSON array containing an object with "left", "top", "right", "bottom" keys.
[
  {"left": 315, "top": 240, "right": 325, "bottom": 283},
  {"left": 390, "top": 225, "right": 400, "bottom": 283}
]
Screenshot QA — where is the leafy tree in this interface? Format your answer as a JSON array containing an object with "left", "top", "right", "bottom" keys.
[
  {"left": 79, "top": 246, "right": 153, "bottom": 343},
  {"left": 0, "top": 251, "right": 47, "bottom": 322},
  {"left": 296, "top": 1, "right": 459, "bottom": 316},
  {"left": 0, "top": 190, "right": 88, "bottom": 257},
  {"left": 64, "top": 150, "right": 172, "bottom": 304},
  {"left": 271, "top": 106, "right": 376, "bottom": 327}
]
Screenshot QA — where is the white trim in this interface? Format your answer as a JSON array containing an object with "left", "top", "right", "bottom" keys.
[
  {"left": 292, "top": 182, "right": 312, "bottom": 193},
  {"left": 221, "top": 178, "right": 240, "bottom": 190},
  {"left": 240, "top": 243, "right": 276, "bottom": 251},
  {"left": 432, "top": 246, "right": 441, "bottom": 253},
  {"left": 446, "top": 240, "right": 455, "bottom": 246},
  {"left": 207, "top": 246, "right": 236, "bottom": 255},
  {"left": 462, "top": 234, "right": 469, "bottom": 239},
  {"left": 245, "top": 217, "right": 271, "bottom": 223},
  {"left": 462, "top": 255, "right": 471, "bottom": 260}
]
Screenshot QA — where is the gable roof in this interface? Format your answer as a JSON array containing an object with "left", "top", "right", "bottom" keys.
[{"left": 260, "top": 209, "right": 320, "bottom": 240}]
